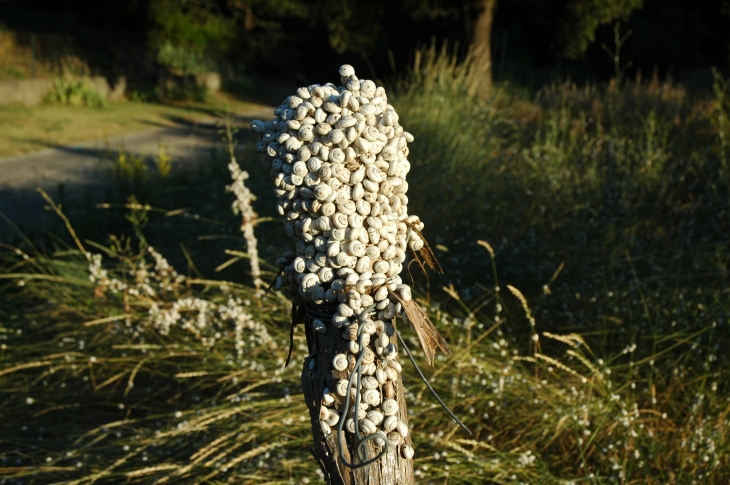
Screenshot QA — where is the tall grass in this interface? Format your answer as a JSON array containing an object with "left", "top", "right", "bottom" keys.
[{"left": 1, "top": 45, "right": 730, "bottom": 484}]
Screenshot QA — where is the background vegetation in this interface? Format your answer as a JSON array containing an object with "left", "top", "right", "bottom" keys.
[
  {"left": 1, "top": 0, "right": 730, "bottom": 483},
  {"left": 1, "top": 37, "right": 730, "bottom": 484},
  {"left": 1, "top": 0, "right": 729, "bottom": 94}
]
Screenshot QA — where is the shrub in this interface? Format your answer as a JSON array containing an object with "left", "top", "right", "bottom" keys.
[{"left": 45, "top": 77, "right": 107, "bottom": 107}]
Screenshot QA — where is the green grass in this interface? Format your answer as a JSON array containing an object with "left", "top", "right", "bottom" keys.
[
  {"left": 0, "top": 93, "right": 266, "bottom": 158},
  {"left": 1, "top": 45, "right": 729, "bottom": 484}
]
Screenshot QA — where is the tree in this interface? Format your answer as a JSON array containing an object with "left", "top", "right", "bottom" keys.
[
  {"left": 554, "top": 0, "right": 645, "bottom": 59},
  {"left": 467, "top": 0, "right": 497, "bottom": 96}
]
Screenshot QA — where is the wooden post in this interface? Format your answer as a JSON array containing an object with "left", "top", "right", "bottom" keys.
[{"left": 300, "top": 305, "right": 414, "bottom": 485}]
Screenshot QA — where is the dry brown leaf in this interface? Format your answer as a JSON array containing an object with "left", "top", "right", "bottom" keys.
[{"left": 390, "top": 291, "right": 451, "bottom": 365}]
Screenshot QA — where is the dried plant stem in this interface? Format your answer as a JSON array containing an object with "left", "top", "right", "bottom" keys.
[{"left": 222, "top": 115, "right": 262, "bottom": 291}]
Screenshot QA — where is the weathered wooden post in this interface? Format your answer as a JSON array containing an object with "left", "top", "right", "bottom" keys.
[{"left": 251, "top": 65, "right": 456, "bottom": 484}]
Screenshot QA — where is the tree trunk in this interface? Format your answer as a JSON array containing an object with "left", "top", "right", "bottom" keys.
[
  {"left": 300, "top": 305, "right": 415, "bottom": 485},
  {"left": 467, "top": 0, "right": 497, "bottom": 98}
]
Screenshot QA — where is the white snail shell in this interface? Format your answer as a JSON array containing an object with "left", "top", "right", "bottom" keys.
[
  {"left": 383, "top": 415, "right": 398, "bottom": 432},
  {"left": 362, "top": 361, "right": 377, "bottom": 375},
  {"left": 336, "top": 379, "right": 349, "bottom": 397},
  {"left": 319, "top": 405, "right": 329, "bottom": 420},
  {"left": 363, "top": 389, "right": 381, "bottom": 406},
  {"left": 359, "top": 418, "right": 377, "bottom": 435},
  {"left": 367, "top": 410, "right": 384, "bottom": 426},
  {"left": 375, "top": 368, "right": 387, "bottom": 385},
  {"left": 384, "top": 366, "right": 399, "bottom": 383},
  {"left": 321, "top": 421, "right": 332, "bottom": 435},
  {"left": 381, "top": 398, "right": 399, "bottom": 416},
  {"left": 396, "top": 419, "right": 409, "bottom": 438},
  {"left": 332, "top": 354, "right": 348, "bottom": 371},
  {"left": 387, "top": 431, "right": 402, "bottom": 446},
  {"left": 401, "top": 445, "right": 415, "bottom": 460},
  {"left": 322, "top": 388, "right": 335, "bottom": 405},
  {"left": 345, "top": 417, "right": 356, "bottom": 433},
  {"left": 361, "top": 376, "right": 378, "bottom": 390},
  {"left": 326, "top": 409, "right": 340, "bottom": 427}
]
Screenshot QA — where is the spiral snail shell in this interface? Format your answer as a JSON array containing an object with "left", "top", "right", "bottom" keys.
[
  {"left": 383, "top": 415, "right": 398, "bottom": 432},
  {"left": 367, "top": 410, "right": 384, "bottom": 426},
  {"left": 332, "top": 354, "right": 348, "bottom": 371},
  {"left": 336, "top": 379, "right": 349, "bottom": 397},
  {"left": 359, "top": 418, "right": 377, "bottom": 435},
  {"left": 381, "top": 398, "right": 399, "bottom": 416}
]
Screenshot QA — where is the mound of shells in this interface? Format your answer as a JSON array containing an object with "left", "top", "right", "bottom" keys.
[{"left": 251, "top": 64, "right": 420, "bottom": 460}]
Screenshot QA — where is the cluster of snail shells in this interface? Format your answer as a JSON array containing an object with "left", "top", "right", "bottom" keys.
[
  {"left": 250, "top": 65, "right": 421, "bottom": 460},
  {"left": 313, "top": 316, "right": 413, "bottom": 459}
]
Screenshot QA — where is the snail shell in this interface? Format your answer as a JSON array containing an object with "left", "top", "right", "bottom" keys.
[
  {"left": 361, "top": 347, "right": 376, "bottom": 364},
  {"left": 343, "top": 324, "right": 358, "bottom": 341},
  {"left": 322, "top": 388, "right": 335, "bottom": 405},
  {"left": 346, "top": 340, "right": 359, "bottom": 354},
  {"left": 320, "top": 421, "right": 332, "bottom": 435},
  {"left": 332, "top": 252, "right": 349, "bottom": 267},
  {"left": 359, "top": 418, "right": 377, "bottom": 435},
  {"left": 401, "top": 445, "right": 414, "bottom": 460},
  {"left": 388, "top": 360, "right": 402, "bottom": 373},
  {"left": 337, "top": 303, "right": 354, "bottom": 317},
  {"left": 383, "top": 415, "right": 398, "bottom": 432},
  {"left": 326, "top": 240, "right": 341, "bottom": 257},
  {"left": 396, "top": 419, "right": 409, "bottom": 438},
  {"left": 377, "top": 332, "right": 389, "bottom": 348},
  {"left": 367, "top": 410, "right": 384, "bottom": 427},
  {"left": 318, "top": 267, "right": 334, "bottom": 283},
  {"left": 373, "top": 285, "right": 388, "bottom": 302},
  {"left": 336, "top": 379, "right": 349, "bottom": 397},
  {"left": 387, "top": 431, "right": 402, "bottom": 446},
  {"left": 373, "top": 260, "right": 390, "bottom": 274},
  {"left": 318, "top": 405, "right": 330, "bottom": 421},
  {"left": 382, "top": 343, "right": 398, "bottom": 360},
  {"left": 326, "top": 409, "right": 340, "bottom": 427},
  {"left": 345, "top": 418, "right": 356, "bottom": 433},
  {"left": 313, "top": 319, "right": 326, "bottom": 333},
  {"left": 355, "top": 258, "right": 371, "bottom": 275},
  {"left": 362, "top": 362, "right": 377, "bottom": 375},
  {"left": 375, "top": 368, "right": 387, "bottom": 385},
  {"left": 348, "top": 213, "right": 364, "bottom": 228},
  {"left": 332, "top": 213, "right": 349, "bottom": 229},
  {"left": 363, "top": 389, "right": 381, "bottom": 406},
  {"left": 381, "top": 398, "right": 399, "bottom": 416},
  {"left": 314, "top": 184, "right": 332, "bottom": 201},
  {"left": 361, "top": 376, "right": 378, "bottom": 390},
  {"left": 385, "top": 367, "right": 398, "bottom": 382},
  {"left": 332, "top": 353, "right": 348, "bottom": 371}
]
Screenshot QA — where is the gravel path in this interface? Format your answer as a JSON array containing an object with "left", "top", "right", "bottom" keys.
[{"left": 0, "top": 106, "right": 273, "bottom": 232}]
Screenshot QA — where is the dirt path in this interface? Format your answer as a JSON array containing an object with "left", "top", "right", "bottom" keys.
[{"left": 0, "top": 106, "right": 273, "bottom": 232}]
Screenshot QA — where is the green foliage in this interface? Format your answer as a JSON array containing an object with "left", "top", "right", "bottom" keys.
[
  {"left": 112, "top": 151, "right": 148, "bottom": 183},
  {"left": 149, "top": 0, "right": 236, "bottom": 75},
  {"left": 156, "top": 41, "right": 217, "bottom": 75},
  {"left": 45, "top": 77, "right": 108, "bottom": 108},
  {"left": 155, "top": 144, "right": 174, "bottom": 178},
  {"left": 555, "top": 0, "right": 644, "bottom": 59}
]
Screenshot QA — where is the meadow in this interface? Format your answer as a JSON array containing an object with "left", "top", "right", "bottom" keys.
[{"left": 1, "top": 45, "right": 729, "bottom": 484}]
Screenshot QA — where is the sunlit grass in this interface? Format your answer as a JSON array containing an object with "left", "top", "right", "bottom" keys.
[{"left": 0, "top": 93, "right": 265, "bottom": 158}]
